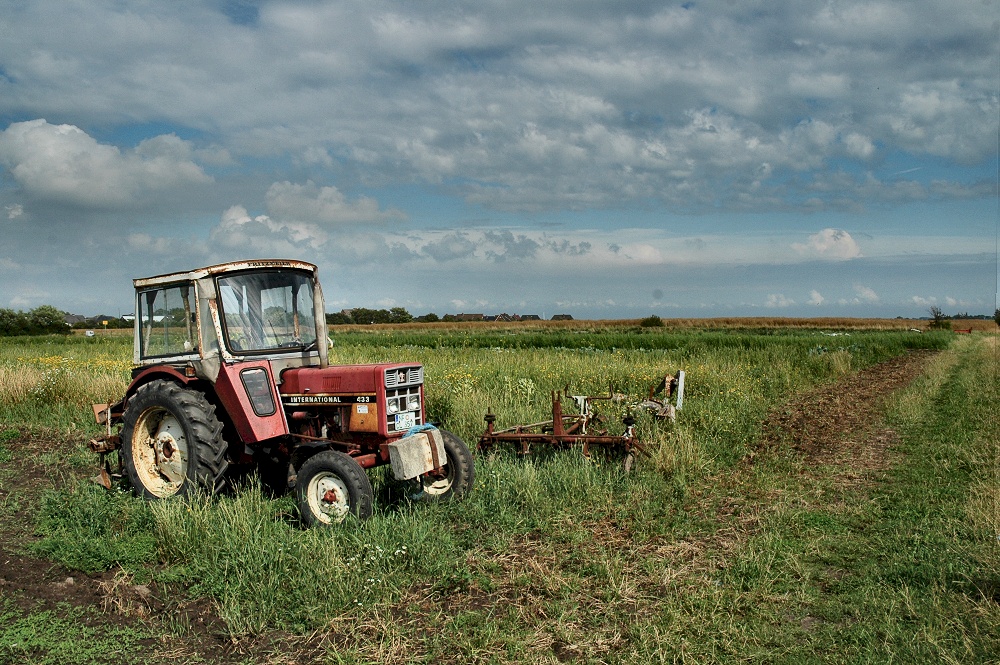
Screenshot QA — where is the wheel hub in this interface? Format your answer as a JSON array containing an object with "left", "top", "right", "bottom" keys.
[
  {"left": 133, "top": 407, "right": 187, "bottom": 493},
  {"left": 308, "top": 473, "right": 350, "bottom": 523}
]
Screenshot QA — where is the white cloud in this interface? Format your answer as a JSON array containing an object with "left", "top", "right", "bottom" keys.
[
  {"left": 854, "top": 285, "right": 879, "bottom": 303},
  {"left": 0, "top": 1, "right": 994, "bottom": 317},
  {"left": 766, "top": 293, "right": 795, "bottom": 308},
  {"left": 209, "top": 205, "right": 327, "bottom": 255},
  {"left": 0, "top": 120, "right": 211, "bottom": 207},
  {"left": 265, "top": 181, "right": 405, "bottom": 225},
  {"left": 792, "top": 229, "right": 862, "bottom": 260},
  {"left": 9, "top": 287, "right": 50, "bottom": 308},
  {"left": 0, "top": 2, "right": 993, "bottom": 214},
  {"left": 807, "top": 290, "right": 825, "bottom": 306},
  {"left": 843, "top": 132, "right": 875, "bottom": 160}
]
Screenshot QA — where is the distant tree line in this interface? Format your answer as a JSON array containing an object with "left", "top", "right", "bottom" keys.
[
  {"left": 928, "top": 306, "right": 1000, "bottom": 330},
  {"left": 327, "top": 308, "right": 516, "bottom": 325},
  {"left": 0, "top": 306, "right": 72, "bottom": 336},
  {"left": 327, "top": 307, "right": 416, "bottom": 325},
  {"left": 923, "top": 307, "right": 997, "bottom": 321}
]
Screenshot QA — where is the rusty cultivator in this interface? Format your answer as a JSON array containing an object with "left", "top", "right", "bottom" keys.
[{"left": 478, "top": 371, "right": 684, "bottom": 468}]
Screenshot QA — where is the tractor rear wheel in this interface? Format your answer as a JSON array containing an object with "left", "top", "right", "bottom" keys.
[
  {"left": 416, "top": 430, "right": 475, "bottom": 501},
  {"left": 296, "top": 451, "right": 374, "bottom": 526},
  {"left": 121, "top": 380, "right": 229, "bottom": 500}
]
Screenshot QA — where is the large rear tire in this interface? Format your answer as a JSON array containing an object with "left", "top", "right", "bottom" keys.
[
  {"left": 296, "top": 451, "right": 374, "bottom": 526},
  {"left": 121, "top": 380, "right": 229, "bottom": 500}
]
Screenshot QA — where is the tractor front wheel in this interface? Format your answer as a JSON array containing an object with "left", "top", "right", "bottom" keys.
[
  {"left": 121, "top": 380, "right": 229, "bottom": 500},
  {"left": 416, "top": 430, "right": 475, "bottom": 501},
  {"left": 296, "top": 451, "right": 374, "bottom": 526}
]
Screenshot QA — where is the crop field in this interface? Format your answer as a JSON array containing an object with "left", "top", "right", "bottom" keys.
[{"left": 0, "top": 323, "right": 997, "bottom": 664}]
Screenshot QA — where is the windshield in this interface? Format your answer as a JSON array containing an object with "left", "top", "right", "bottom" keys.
[{"left": 217, "top": 270, "right": 317, "bottom": 353}]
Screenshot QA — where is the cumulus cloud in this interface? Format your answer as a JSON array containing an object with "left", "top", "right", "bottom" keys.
[
  {"left": 792, "top": 229, "right": 862, "bottom": 260},
  {"left": 209, "top": 205, "right": 327, "bottom": 255},
  {"left": 854, "top": 285, "right": 879, "bottom": 303},
  {"left": 765, "top": 293, "right": 795, "bottom": 308},
  {"left": 483, "top": 231, "right": 541, "bottom": 262},
  {"left": 265, "top": 181, "right": 405, "bottom": 225},
  {"left": 0, "top": 120, "right": 211, "bottom": 207},
  {"left": 421, "top": 232, "right": 479, "bottom": 262},
  {"left": 0, "top": 1, "right": 994, "bottom": 316},
  {"left": 2, "top": 2, "right": 993, "bottom": 213},
  {"left": 807, "top": 290, "right": 825, "bottom": 306}
]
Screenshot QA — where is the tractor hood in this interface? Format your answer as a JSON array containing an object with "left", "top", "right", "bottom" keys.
[{"left": 279, "top": 363, "right": 424, "bottom": 397}]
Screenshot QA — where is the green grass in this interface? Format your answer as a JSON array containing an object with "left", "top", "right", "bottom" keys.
[
  {"left": 0, "top": 597, "right": 155, "bottom": 665},
  {"left": 0, "top": 327, "right": 992, "bottom": 663},
  {"left": 30, "top": 484, "right": 160, "bottom": 576}
]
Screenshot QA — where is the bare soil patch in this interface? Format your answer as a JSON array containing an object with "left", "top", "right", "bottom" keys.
[
  {"left": 0, "top": 431, "right": 156, "bottom": 636},
  {"left": 757, "top": 349, "right": 937, "bottom": 474}
]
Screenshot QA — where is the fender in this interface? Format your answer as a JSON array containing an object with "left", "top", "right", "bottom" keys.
[
  {"left": 213, "top": 360, "right": 289, "bottom": 444},
  {"left": 96, "top": 366, "right": 196, "bottom": 425}
]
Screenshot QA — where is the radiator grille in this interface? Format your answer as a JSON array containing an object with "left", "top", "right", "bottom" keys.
[{"left": 384, "top": 366, "right": 423, "bottom": 388}]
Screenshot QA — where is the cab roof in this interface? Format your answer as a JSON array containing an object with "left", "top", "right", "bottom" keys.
[{"left": 133, "top": 259, "right": 318, "bottom": 289}]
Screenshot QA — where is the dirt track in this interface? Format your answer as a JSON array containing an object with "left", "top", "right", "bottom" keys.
[{"left": 757, "top": 349, "right": 937, "bottom": 471}]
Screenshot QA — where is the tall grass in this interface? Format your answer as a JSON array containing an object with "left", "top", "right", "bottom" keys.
[{"left": 0, "top": 335, "right": 131, "bottom": 430}]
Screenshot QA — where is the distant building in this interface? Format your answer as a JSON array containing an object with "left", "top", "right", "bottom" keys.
[
  {"left": 520, "top": 314, "right": 541, "bottom": 321},
  {"left": 454, "top": 313, "right": 485, "bottom": 322},
  {"left": 551, "top": 314, "right": 574, "bottom": 321}
]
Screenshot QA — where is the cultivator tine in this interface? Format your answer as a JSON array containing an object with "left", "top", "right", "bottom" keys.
[
  {"left": 88, "top": 403, "right": 122, "bottom": 489},
  {"left": 92, "top": 467, "right": 112, "bottom": 490}
]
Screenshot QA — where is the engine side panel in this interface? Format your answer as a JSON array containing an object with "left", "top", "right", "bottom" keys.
[{"left": 279, "top": 363, "right": 424, "bottom": 438}]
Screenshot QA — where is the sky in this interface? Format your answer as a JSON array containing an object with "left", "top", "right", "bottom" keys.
[{"left": 0, "top": 0, "right": 997, "bottom": 320}]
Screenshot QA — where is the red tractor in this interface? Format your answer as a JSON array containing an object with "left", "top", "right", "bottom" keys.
[{"left": 92, "top": 259, "right": 474, "bottom": 526}]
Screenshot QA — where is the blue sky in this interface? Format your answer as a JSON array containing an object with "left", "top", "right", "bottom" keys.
[{"left": 0, "top": 0, "right": 997, "bottom": 319}]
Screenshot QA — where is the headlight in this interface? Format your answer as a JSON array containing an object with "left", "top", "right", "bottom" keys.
[
  {"left": 387, "top": 399, "right": 399, "bottom": 414},
  {"left": 240, "top": 368, "right": 276, "bottom": 417},
  {"left": 407, "top": 396, "right": 421, "bottom": 411}
]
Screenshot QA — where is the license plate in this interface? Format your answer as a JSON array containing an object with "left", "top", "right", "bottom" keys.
[{"left": 394, "top": 412, "right": 416, "bottom": 431}]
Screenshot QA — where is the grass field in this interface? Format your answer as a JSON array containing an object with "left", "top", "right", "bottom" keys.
[{"left": 0, "top": 322, "right": 996, "bottom": 663}]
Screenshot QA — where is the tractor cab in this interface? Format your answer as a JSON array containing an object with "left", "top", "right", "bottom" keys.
[{"left": 132, "top": 259, "right": 329, "bottom": 380}]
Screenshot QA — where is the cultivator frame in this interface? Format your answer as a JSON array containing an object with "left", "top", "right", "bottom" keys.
[{"left": 477, "top": 371, "right": 684, "bottom": 466}]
